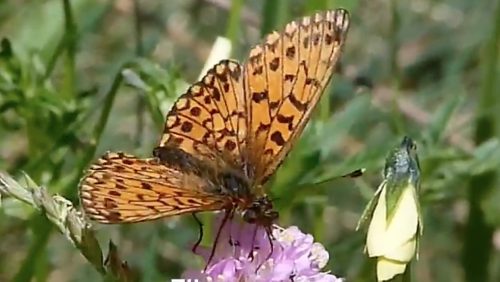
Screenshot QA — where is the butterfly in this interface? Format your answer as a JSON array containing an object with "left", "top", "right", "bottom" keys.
[{"left": 80, "top": 8, "right": 350, "bottom": 262}]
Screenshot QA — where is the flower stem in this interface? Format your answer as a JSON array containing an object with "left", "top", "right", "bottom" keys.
[
  {"left": 462, "top": 2, "right": 500, "bottom": 281},
  {"left": 62, "top": 0, "right": 77, "bottom": 100},
  {"left": 225, "top": 0, "right": 243, "bottom": 50}
]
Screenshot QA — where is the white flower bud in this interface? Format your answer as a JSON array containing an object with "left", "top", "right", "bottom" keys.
[
  {"left": 357, "top": 136, "right": 422, "bottom": 282},
  {"left": 366, "top": 181, "right": 419, "bottom": 281}
]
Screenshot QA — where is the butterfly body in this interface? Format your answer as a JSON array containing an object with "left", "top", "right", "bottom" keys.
[
  {"left": 80, "top": 9, "right": 350, "bottom": 233},
  {"left": 152, "top": 145, "right": 276, "bottom": 226}
]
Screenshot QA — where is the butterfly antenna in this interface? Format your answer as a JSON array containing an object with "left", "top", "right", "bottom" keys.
[
  {"left": 266, "top": 227, "right": 275, "bottom": 262},
  {"left": 311, "top": 168, "right": 366, "bottom": 186},
  {"left": 227, "top": 210, "right": 236, "bottom": 250},
  {"left": 342, "top": 168, "right": 365, "bottom": 178},
  {"left": 255, "top": 226, "right": 275, "bottom": 272}
]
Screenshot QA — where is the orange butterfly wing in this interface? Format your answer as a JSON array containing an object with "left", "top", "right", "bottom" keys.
[
  {"left": 80, "top": 152, "right": 227, "bottom": 223},
  {"left": 156, "top": 60, "right": 247, "bottom": 170},
  {"left": 243, "top": 9, "right": 350, "bottom": 183}
]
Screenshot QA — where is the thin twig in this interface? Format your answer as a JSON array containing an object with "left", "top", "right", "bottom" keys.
[{"left": 133, "top": 0, "right": 146, "bottom": 147}]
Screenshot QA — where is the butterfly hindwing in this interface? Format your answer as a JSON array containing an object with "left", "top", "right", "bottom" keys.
[{"left": 80, "top": 151, "right": 227, "bottom": 223}]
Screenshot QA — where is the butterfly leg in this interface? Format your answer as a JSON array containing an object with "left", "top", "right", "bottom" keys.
[
  {"left": 248, "top": 224, "right": 259, "bottom": 261},
  {"left": 255, "top": 226, "right": 275, "bottom": 271},
  {"left": 191, "top": 213, "right": 204, "bottom": 254},
  {"left": 265, "top": 226, "right": 274, "bottom": 262},
  {"left": 227, "top": 209, "right": 237, "bottom": 248},
  {"left": 205, "top": 209, "right": 232, "bottom": 270}
]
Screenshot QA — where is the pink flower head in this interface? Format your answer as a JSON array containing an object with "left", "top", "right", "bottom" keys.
[{"left": 183, "top": 214, "right": 342, "bottom": 282}]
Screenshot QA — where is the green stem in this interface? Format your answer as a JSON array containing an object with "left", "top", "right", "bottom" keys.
[
  {"left": 261, "top": 0, "right": 288, "bottom": 36},
  {"left": 13, "top": 216, "right": 52, "bottom": 282},
  {"left": 89, "top": 70, "right": 124, "bottom": 152},
  {"left": 462, "top": 2, "right": 500, "bottom": 281},
  {"left": 133, "top": 0, "right": 144, "bottom": 57},
  {"left": 389, "top": 0, "right": 404, "bottom": 133},
  {"left": 133, "top": 0, "right": 146, "bottom": 147},
  {"left": 225, "top": 0, "right": 243, "bottom": 49},
  {"left": 44, "top": 38, "right": 65, "bottom": 80},
  {"left": 62, "top": 0, "right": 77, "bottom": 100}
]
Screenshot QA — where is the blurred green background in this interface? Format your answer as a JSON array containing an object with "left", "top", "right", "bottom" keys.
[{"left": 1, "top": 0, "right": 499, "bottom": 281}]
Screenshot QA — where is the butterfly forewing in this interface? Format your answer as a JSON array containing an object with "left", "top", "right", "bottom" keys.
[
  {"left": 157, "top": 60, "right": 247, "bottom": 168},
  {"left": 80, "top": 152, "right": 227, "bottom": 223},
  {"left": 243, "top": 9, "right": 350, "bottom": 184}
]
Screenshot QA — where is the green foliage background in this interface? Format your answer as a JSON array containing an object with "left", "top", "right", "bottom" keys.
[{"left": 1, "top": 0, "right": 499, "bottom": 281}]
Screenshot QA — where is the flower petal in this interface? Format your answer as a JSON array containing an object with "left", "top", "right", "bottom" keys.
[
  {"left": 376, "top": 257, "right": 407, "bottom": 281},
  {"left": 383, "top": 235, "right": 416, "bottom": 262},
  {"left": 383, "top": 185, "right": 418, "bottom": 249},
  {"left": 366, "top": 183, "right": 390, "bottom": 257},
  {"left": 367, "top": 185, "right": 418, "bottom": 258},
  {"left": 185, "top": 215, "right": 337, "bottom": 281}
]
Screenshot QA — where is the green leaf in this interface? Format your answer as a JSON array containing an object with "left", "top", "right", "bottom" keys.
[
  {"left": 425, "top": 91, "right": 464, "bottom": 144},
  {"left": 79, "top": 227, "right": 106, "bottom": 274}
]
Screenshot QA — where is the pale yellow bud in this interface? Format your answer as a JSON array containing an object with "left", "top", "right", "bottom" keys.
[{"left": 366, "top": 182, "right": 419, "bottom": 281}]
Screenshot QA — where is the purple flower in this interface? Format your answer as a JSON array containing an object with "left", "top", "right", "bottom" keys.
[{"left": 183, "top": 214, "right": 343, "bottom": 282}]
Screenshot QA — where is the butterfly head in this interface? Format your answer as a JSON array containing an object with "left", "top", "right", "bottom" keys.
[{"left": 242, "top": 196, "right": 278, "bottom": 227}]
